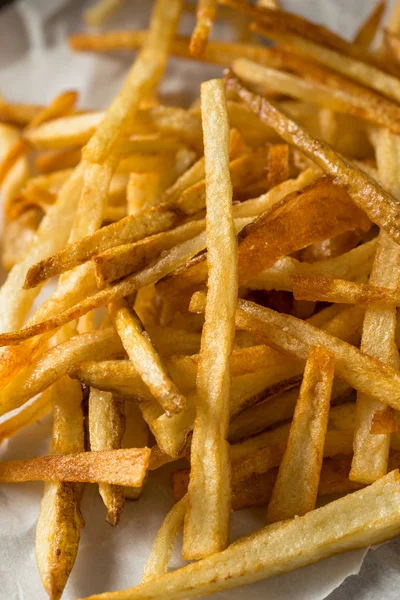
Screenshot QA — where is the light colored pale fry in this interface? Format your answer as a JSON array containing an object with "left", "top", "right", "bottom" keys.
[
  {"left": 0, "top": 328, "right": 124, "bottom": 417},
  {"left": 83, "top": 0, "right": 182, "bottom": 164},
  {"left": 0, "top": 389, "right": 51, "bottom": 445},
  {"left": 190, "top": 0, "right": 217, "bottom": 57},
  {"left": 142, "top": 496, "right": 187, "bottom": 583},
  {"left": 226, "top": 74, "right": 400, "bottom": 242},
  {"left": 36, "top": 376, "right": 84, "bottom": 600},
  {"left": 89, "top": 388, "right": 125, "bottom": 526},
  {"left": 25, "top": 112, "right": 105, "bottom": 149},
  {"left": 84, "top": 0, "right": 126, "bottom": 26},
  {"left": 247, "top": 239, "right": 376, "bottom": 292},
  {"left": 0, "top": 97, "right": 43, "bottom": 126},
  {"left": 0, "top": 448, "right": 150, "bottom": 486},
  {"left": 351, "top": 128, "right": 400, "bottom": 484},
  {"left": 353, "top": 0, "right": 386, "bottom": 52},
  {"left": 109, "top": 299, "right": 185, "bottom": 416},
  {"left": 183, "top": 79, "right": 237, "bottom": 560},
  {"left": 78, "top": 471, "right": 400, "bottom": 600},
  {"left": 267, "top": 347, "right": 335, "bottom": 522}
]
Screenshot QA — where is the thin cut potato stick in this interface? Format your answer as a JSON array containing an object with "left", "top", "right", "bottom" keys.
[
  {"left": 267, "top": 347, "right": 335, "bottom": 522},
  {"left": 142, "top": 496, "right": 187, "bottom": 583},
  {"left": 225, "top": 73, "right": 400, "bottom": 242},
  {"left": 0, "top": 389, "right": 51, "bottom": 445},
  {"left": 84, "top": 0, "right": 126, "bottom": 27},
  {"left": 352, "top": 0, "right": 386, "bottom": 53},
  {"left": 89, "top": 388, "right": 126, "bottom": 526},
  {"left": 82, "top": 0, "right": 182, "bottom": 164},
  {"left": 291, "top": 274, "right": 400, "bottom": 307},
  {"left": 36, "top": 376, "right": 85, "bottom": 600},
  {"left": 25, "top": 112, "right": 105, "bottom": 149},
  {"left": 78, "top": 471, "right": 400, "bottom": 600},
  {"left": 190, "top": 0, "right": 217, "bottom": 57},
  {"left": 35, "top": 148, "right": 81, "bottom": 173},
  {"left": 0, "top": 448, "right": 150, "bottom": 486},
  {"left": 351, "top": 128, "right": 400, "bottom": 484},
  {"left": 247, "top": 239, "right": 376, "bottom": 293},
  {"left": 183, "top": 80, "right": 237, "bottom": 560},
  {"left": 0, "top": 328, "right": 124, "bottom": 418},
  {"left": 109, "top": 299, "right": 186, "bottom": 416}
]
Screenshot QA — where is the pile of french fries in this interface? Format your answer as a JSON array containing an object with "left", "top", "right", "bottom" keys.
[{"left": 4, "top": 0, "right": 400, "bottom": 597}]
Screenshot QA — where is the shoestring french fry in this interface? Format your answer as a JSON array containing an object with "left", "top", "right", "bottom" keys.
[
  {"left": 267, "top": 346, "right": 335, "bottom": 522},
  {"left": 189, "top": 0, "right": 217, "bottom": 57}
]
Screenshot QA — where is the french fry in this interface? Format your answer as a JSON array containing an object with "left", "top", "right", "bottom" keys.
[
  {"left": 228, "top": 379, "right": 350, "bottom": 443},
  {"left": 183, "top": 80, "right": 237, "bottom": 560},
  {"left": 246, "top": 239, "right": 376, "bottom": 293},
  {"left": 0, "top": 327, "right": 124, "bottom": 417},
  {"left": 25, "top": 112, "right": 105, "bottom": 149},
  {"left": 353, "top": 0, "right": 386, "bottom": 53},
  {"left": 225, "top": 73, "right": 400, "bottom": 242},
  {"left": 0, "top": 448, "right": 150, "bottom": 486},
  {"left": 36, "top": 376, "right": 85, "bottom": 600},
  {"left": 123, "top": 402, "right": 149, "bottom": 500},
  {"left": 79, "top": 471, "right": 400, "bottom": 600},
  {"left": 35, "top": 148, "right": 81, "bottom": 173},
  {"left": 142, "top": 496, "right": 187, "bottom": 583},
  {"left": 267, "top": 347, "right": 335, "bottom": 522},
  {"left": 89, "top": 388, "right": 126, "bottom": 526},
  {"left": 189, "top": 0, "right": 217, "bottom": 57},
  {"left": 109, "top": 299, "right": 186, "bottom": 416},
  {"left": 350, "top": 127, "right": 400, "bottom": 484}
]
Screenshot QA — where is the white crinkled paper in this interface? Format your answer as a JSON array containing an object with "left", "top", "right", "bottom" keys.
[{"left": 0, "top": 0, "right": 394, "bottom": 598}]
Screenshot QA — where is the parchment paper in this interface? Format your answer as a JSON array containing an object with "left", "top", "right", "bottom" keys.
[{"left": 0, "top": 1, "right": 395, "bottom": 598}]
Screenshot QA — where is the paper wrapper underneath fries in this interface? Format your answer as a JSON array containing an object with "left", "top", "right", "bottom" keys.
[{"left": 3, "top": 0, "right": 400, "bottom": 599}]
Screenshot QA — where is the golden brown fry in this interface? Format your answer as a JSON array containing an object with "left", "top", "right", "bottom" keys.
[
  {"left": 351, "top": 128, "right": 400, "bottom": 484},
  {"left": 183, "top": 79, "right": 237, "bottom": 560},
  {"left": 0, "top": 328, "right": 124, "bottom": 418},
  {"left": 267, "top": 347, "right": 335, "bottom": 522},
  {"left": 89, "top": 388, "right": 126, "bottom": 526},
  {"left": 78, "top": 471, "right": 400, "bottom": 600},
  {"left": 0, "top": 448, "right": 150, "bottom": 486},
  {"left": 36, "top": 376, "right": 85, "bottom": 600},
  {"left": 291, "top": 274, "right": 400, "bottom": 306},
  {"left": 35, "top": 148, "right": 81, "bottom": 173},
  {"left": 25, "top": 112, "right": 104, "bottom": 149},
  {"left": 246, "top": 239, "right": 376, "bottom": 293},
  {"left": 353, "top": 1, "right": 386, "bottom": 53},
  {"left": 123, "top": 402, "right": 149, "bottom": 500},
  {"left": 142, "top": 496, "right": 187, "bottom": 583},
  {"left": 189, "top": 0, "right": 217, "bottom": 57},
  {"left": 94, "top": 219, "right": 206, "bottom": 286},
  {"left": 226, "top": 74, "right": 400, "bottom": 242},
  {"left": 109, "top": 299, "right": 186, "bottom": 416}
]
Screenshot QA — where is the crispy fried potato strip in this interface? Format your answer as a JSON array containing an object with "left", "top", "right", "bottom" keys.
[
  {"left": 189, "top": 0, "right": 217, "bottom": 57},
  {"left": 183, "top": 80, "right": 237, "bottom": 560},
  {"left": 142, "top": 496, "right": 187, "bottom": 583},
  {"left": 267, "top": 347, "right": 335, "bottom": 522},
  {"left": 89, "top": 388, "right": 126, "bottom": 526},
  {"left": 79, "top": 471, "right": 400, "bottom": 600}
]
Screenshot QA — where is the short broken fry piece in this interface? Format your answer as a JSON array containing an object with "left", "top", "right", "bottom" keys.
[
  {"left": 0, "top": 448, "right": 151, "bottom": 486},
  {"left": 267, "top": 346, "right": 335, "bottom": 522}
]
